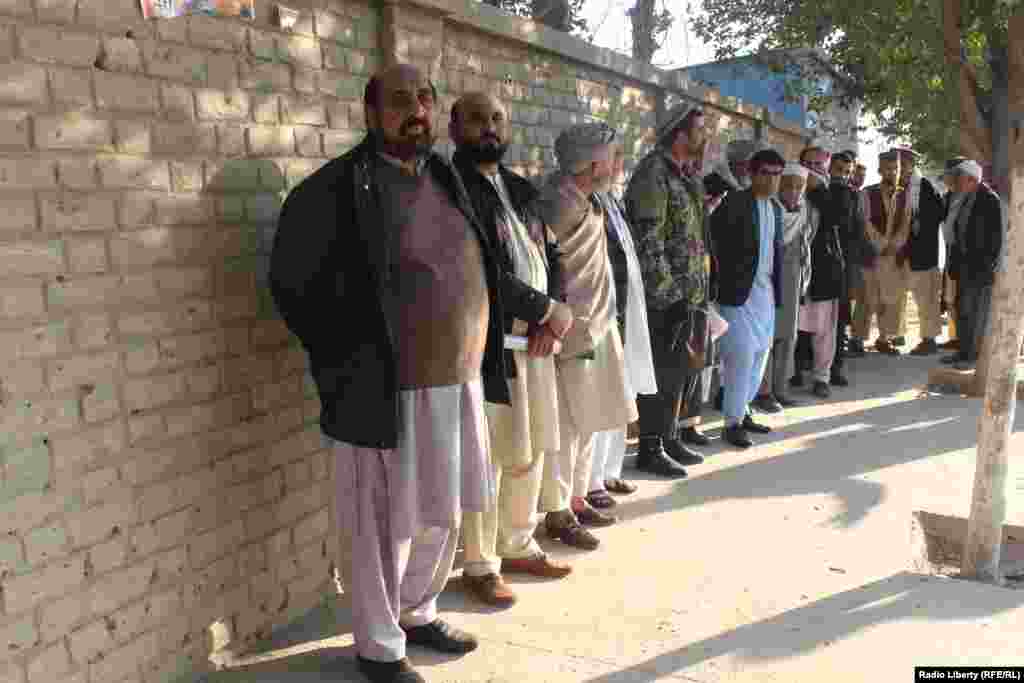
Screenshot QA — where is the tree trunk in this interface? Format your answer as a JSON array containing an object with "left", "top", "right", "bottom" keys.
[
  {"left": 630, "top": 0, "right": 657, "bottom": 63},
  {"left": 961, "top": 11, "right": 1024, "bottom": 583}
]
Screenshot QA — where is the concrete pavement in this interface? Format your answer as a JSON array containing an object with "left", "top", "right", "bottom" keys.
[{"left": 204, "top": 346, "right": 1024, "bottom": 682}]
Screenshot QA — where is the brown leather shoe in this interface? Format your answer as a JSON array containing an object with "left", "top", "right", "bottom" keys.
[
  {"left": 501, "top": 553, "right": 572, "bottom": 579},
  {"left": 462, "top": 573, "right": 517, "bottom": 607},
  {"left": 545, "top": 513, "right": 600, "bottom": 550},
  {"left": 574, "top": 502, "right": 617, "bottom": 527}
]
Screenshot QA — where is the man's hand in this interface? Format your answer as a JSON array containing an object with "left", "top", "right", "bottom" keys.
[
  {"left": 545, "top": 301, "right": 574, "bottom": 339},
  {"left": 528, "top": 325, "right": 563, "bottom": 357}
]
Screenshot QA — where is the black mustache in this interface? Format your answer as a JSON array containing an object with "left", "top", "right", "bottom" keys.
[{"left": 400, "top": 118, "right": 430, "bottom": 134}]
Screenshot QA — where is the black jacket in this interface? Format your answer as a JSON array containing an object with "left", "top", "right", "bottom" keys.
[
  {"left": 710, "top": 189, "right": 783, "bottom": 307},
  {"left": 902, "top": 177, "right": 946, "bottom": 271},
  {"left": 452, "top": 152, "right": 564, "bottom": 377},
  {"left": 948, "top": 182, "right": 1003, "bottom": 286},
  {"left": 806, "top": 184, "right": 847, "bottom": 302},
  {"left": 269, "top": 137, "right": 510, "bottom": 450},
  {"left": 601, "top": 193, "right": 630, "bottom": 332}
]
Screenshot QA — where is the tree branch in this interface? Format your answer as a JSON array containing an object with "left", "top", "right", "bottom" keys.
[{"left": 943, "top": 0, "right": 993, "bottom": 159}]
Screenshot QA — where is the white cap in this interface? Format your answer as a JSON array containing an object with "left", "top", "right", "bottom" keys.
[
  {"left": 952, "top": 159, "right": 983, "bottom": 181},
  {"left": 782, "top": 162, "right": 808, "bottom": 179}
]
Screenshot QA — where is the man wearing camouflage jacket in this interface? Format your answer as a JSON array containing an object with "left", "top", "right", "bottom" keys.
[{"left": 623, "top": 102, "right": 713, "bottom": 479}]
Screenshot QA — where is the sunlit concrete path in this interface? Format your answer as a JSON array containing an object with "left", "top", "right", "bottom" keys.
[{"left": 204, "top": 346, "right": 1024, "bottom": 682}]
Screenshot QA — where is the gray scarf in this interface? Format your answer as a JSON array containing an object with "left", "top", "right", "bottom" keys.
[{"left": 955, "top": 188, "right": 978, "bottom": 248}]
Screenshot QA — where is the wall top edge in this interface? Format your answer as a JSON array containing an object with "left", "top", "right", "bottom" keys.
[{"left": 392, "top": 0, "right": 814, "bottom": 139}]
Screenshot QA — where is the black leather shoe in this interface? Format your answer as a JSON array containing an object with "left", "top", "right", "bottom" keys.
[
  {"left": 910, "top": 338, "right": 939, "bottom": 356},
  {"left": 713, "top": 387, "right": 724, "bottom": 412},
  {"left": 724, "top": 425, "right": 752, "bottom": 449},
  {"left": 830, "top": 373, "right": 849, "bottom": 387},
  {"left": 665, "top": 438, "right": 704, "bottom": 465},
  {"left": 636, "top": 438, "right": 688, "bottom": 478},
  {"left": 679, "top": 426, "right": 711, "bottom": 446},
  {"left": 812, "top": 381, "right": 831, "bottom": 398},
  {"left": 357, "top": 656, "right": 426, "bottom": 683},
  {"left": 789, "top": 374, "right": 805, "bottom": 389},
  {"left": 742, "top": 416, "right": 772, "bottom": 434},
  {"left": 402, "top": 619, "right": 478, "bottom": 654},
  {"left": 875, "top": 339, "right": 900, "bottom": 355},
  {"left": 776, "top": 394, "right": 801, "bottom": 408},
  {"left": 752, "top": 394, "right": 783, "bottom": 414}
]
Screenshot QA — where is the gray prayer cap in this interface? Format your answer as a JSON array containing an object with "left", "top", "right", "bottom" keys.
[
  {"left": 655, "top": 102, "right": 703, "bottom": 147},
  {"left": 727, "top": 139, "right": 758, "bottom": 163},
  {"left": 554, "top": 122, "right": 618, "bottom": 173}
]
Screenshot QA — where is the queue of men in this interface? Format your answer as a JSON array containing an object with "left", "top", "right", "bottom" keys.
[{"left": 268, "top": 63, "right": 1003, "bottom": 683}]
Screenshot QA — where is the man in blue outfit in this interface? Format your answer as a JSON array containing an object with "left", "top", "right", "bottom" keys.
[{"left": 710, "top": 148, "right": 785, "bottom": 449}]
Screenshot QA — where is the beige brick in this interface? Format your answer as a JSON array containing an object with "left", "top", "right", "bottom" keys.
[
  {"left": 89, "top": 630, "right": 159, "bottom": 682},
  {"left": 293, "top": 508, "right": 329, "bottom": 547},
  {"left": 95, "top": 72, "right": 158, "bottom": 113},
  {"left": 0, "top": 195, "right": 35, "bottom": 232},
  {"left": 0, "top": 360, "right": 44, "bottom": 397},
  {"left": 155, "top": 16, "right": 187, "bottom": 44},
  {"left": 0, "top": 62, "right": 47, "bottom": 106},
  {"left": 1, "top": 554, "right": 87, "bottom": 614},
  {"left": 66, "top": 495, "right": 135, "bottom": 548},
  {"left": 87, "top": 561, "right": 152, "bottom": 615},
  {"left": 136, "top": 469, "right": 210, "bottom": 521},
  {"left": 34, "top": 0, "right": 75, "bottom": 21},
  {"left": 114, "top": 120, "right": 151, "bottom": 155},
  {"left": 150, "top": 546, "right": 187, "bottom": 586},
  {"left": 160, "top": 84, "right": 194, "bottom": 121},
  {"left": 311, "top": 449, "right": 328, "bottom": 480},
  {"left": 73, "top": 314, "right": 114, "bottom": 350},
  {"left": 19, "top": 26, "right": 99, "bottom": 68},
  {"left": 281, "top": 34, "right": 321, "bottom": 69},
  {"left": 96, "top": 36, "right": 141, "bottom": 73},
  {"left": 76, "top": 0, "right": 150, "bottom": 33},
  {"left": 0, "top": 158, "right": 56, "bottom": 189},
  {"left": 0, "top": 617, "right": 39, "bottom": 657},
  {"left": 56, "top": 159, "right": 96, "bottom": 189},
  {"left": 41, "top": 193, "right": 116, "bottom": 232},
  {"left": 216, "top": 124, "right": 245, "bottom": 157},
  {"left": 47, "top": 275, "right": 157, "bottom": 310},
  {"left": 67, "top": 618, "right": 111, "bottom": 665},
  {"left": 188, "top": 16, "right": 245, "bottom": 52},
  {"left": 27, "top": 641, "right": 71, "bottom": 683},
  {"left": 239, "top": 60, "right": 290, "bottom": 91},
  {"left": 48, "top": 422, "right": 121, "bottom": 473},
  {"left": 154, "top": 266, "right": 211, "bottom": 297},
  {"left": 117, "top": 300, "right": 212, "bottom": 338},
  {"left": 123, "top": 373, "right": 187, "bottom": 413},
  {"left": 66, "top": 238, "right": 108, "bottom": 274},
  {"left": 195, "top": 88, "right": 249, "bottom": 121},
  {"left": 294, "top": 126, "right": 321, "bottom": 157},
  {"left": 0, "top": 240, "right": 63, "bottom": 277},
  {"left": 0, "top": 108, "right": 30, "bottom": 149},
  {"left": 315, "top": 10, "right": 355, "bottom": 44},
  {"left": 36, "top": 113, "right": 111, "bottom": 150},
  {"left": 128, "top": 507, "right": 191, "bottom": 556},
  {"left": 117, "top": 192, "right": 156, "bottom": 228},
  {"left": 281, "top": 95, "right": 325, "bottom": 126},
  {"left": 110, "top": 228, "right": 174, "bottom": 267},
  {"left": 49, "top": 351, "right": 119, "bottom": 392},
  {"left": 159, "top": 330, "right": 226, "bottom": 367},
  {"left": 325, "top": 100, "right": 349, "bottom": 130},
  {"left": 155, "top": 196, "right": 215, "bottom": 227},
  {"left": 105, "top": 590, "right": 179, "bottom": 646},
  {"left": 0, "top": 323, "right": 71, "bottom": 362},
  {"left": 0, "top": 283, "right": 43, "bottom": 318},
  {"left": 206, "top": 52, "right": 239, "bottom": 89},
  {"left": 169, "top": 161, "right": 203, "bottom": 193},
  {"left": 142, "top": 41, "right": 209, "bottom": 84},
  {"left": 188, "top": 519, "right": 244, "bottom": 569},
  {"left": 24, "top": 524, "right": 69, "bottom": 565},
  {"left": 323, "top": 129, "right": 361, "bottom": 157},
  {"left": 85, "top": 535, "right": 126, "bottom": 575},
  {"left": 50, "top": 68, "right": 93, "bottom": 107},
  {"left": 0, "top": 23, "right": 9, "bottom": 60},
  {"left": 80, "top": 383, "right": 121, "bottom": 427},
  {"left": 126, "top": 412, "right": 164, "bottom": 445},
  {"left": 151, "top": 121, "right": 214, "bottom": 155},
  {"left": 251, "top": 94, "right": 278, "bottom": 124},
  {"left": 164, "top": 393, "right": 248, "bottom": 439},
  {"left": 247, "top": 126, "right": 294, "bottom": 156},
  {"left": 98, "top": 158, "right": 169, "bottom": 190}
]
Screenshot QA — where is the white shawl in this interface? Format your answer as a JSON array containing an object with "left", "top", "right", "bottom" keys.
[
  {"left": 907, "top": 169, "right": 923, "bottom": 233},
  {"left": 601, "top": 194, "right": 658, "bottom": 396}
]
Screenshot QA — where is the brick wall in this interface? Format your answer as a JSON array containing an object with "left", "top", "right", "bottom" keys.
[{"left": 0, "top": 1, "right": 810, "bottom": 682}]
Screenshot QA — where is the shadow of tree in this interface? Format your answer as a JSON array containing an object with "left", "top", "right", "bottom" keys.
[{"left": 583, "top": 571, "right": 1024, "bottom": 683}]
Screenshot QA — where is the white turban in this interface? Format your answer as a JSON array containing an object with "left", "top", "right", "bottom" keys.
[
  {"left": 952, "top": 159, "right": 983, "bottom": 181},
  {"left": 783, "top": 162, "right": 808, "bottom": 179}
]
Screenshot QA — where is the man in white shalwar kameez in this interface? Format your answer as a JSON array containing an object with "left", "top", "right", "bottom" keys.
[
  {"left": 450, "top": 93, "right": 574, "bottom": 607},
  {"left": 270, "top": 65, "right": 508, "bottom": 683},
  {"left": 586, "top": 146, "right": 658, "bottom": 508},
  {"left": 534, "top": 123, "right": 639, "bottom": 550}
]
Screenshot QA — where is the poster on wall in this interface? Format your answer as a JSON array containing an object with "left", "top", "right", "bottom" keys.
[{"left": 141, "top": 0, "right": 254, "bottom": 20}]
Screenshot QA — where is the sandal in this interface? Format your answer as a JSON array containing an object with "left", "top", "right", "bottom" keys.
[
  {"left": 604, "top": 478, "right": 637, "bottom": 495},
  {"left": 585, "top": 489, "right": 617, "bottom": 509}
]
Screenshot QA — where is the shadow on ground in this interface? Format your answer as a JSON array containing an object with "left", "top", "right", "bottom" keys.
[{"left": 582, "top": 571, "right": 1024, "bottom": 683}]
